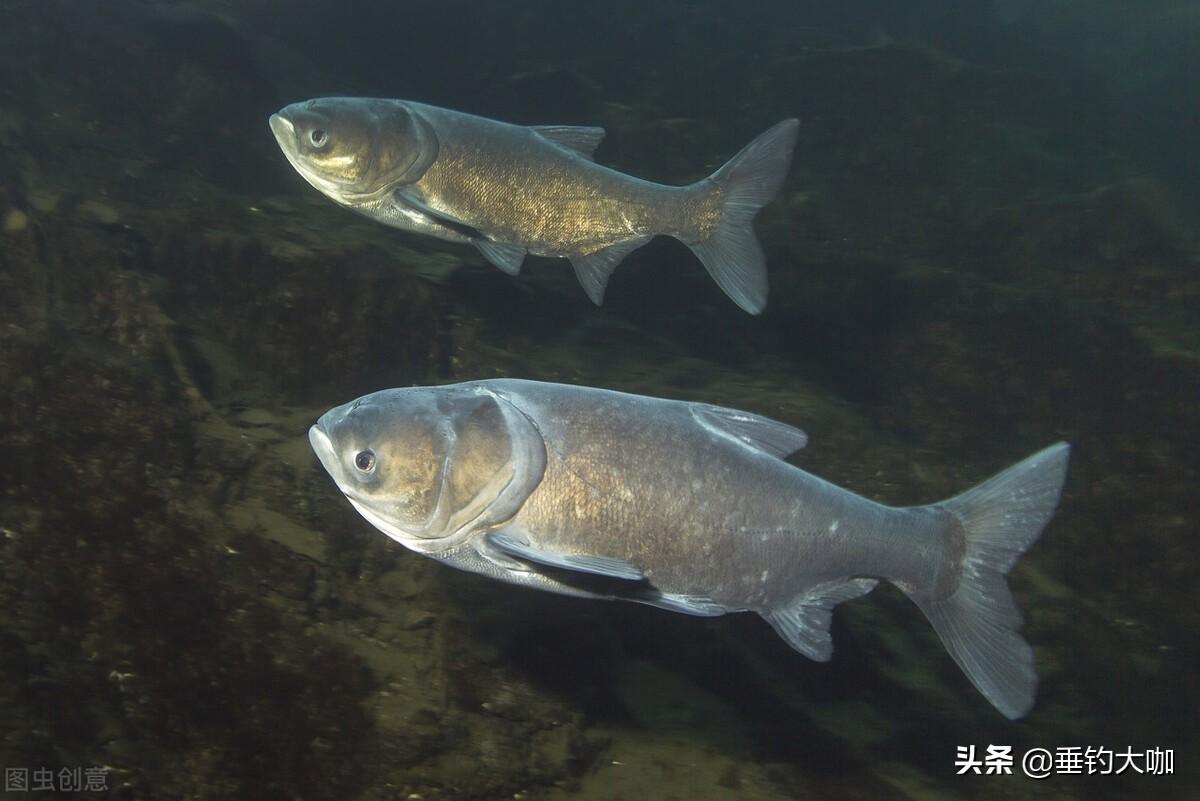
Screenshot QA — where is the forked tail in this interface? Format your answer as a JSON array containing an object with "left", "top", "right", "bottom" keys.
[
  {"left": 913, "top": 442, "right": 1071, "bottom": 719},
  {"left": 688, "top": 118, "right": 799, "bottom": 314}
]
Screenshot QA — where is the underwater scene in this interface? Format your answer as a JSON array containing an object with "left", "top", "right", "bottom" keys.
[{"left": 0, "top": 1, "right": 1196, "bottom": 799}]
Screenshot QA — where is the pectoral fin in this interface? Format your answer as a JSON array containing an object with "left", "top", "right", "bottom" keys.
[
  {"left": 393, "top": 187, "right": 528, "bottom": 275},
  {"left": 392, "top": 187, "right": 483, "bottom": 240},
  {"left": 486, "top": 531, "right": 644, "bottom": 581},
  {"left": 476, "top": 536, "right": 533, "bottom": 573}
]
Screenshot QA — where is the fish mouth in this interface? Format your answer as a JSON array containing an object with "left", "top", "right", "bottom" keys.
[
  {"left": 307, "top": 422, "right": 372, "bottom": 509},
  {"left": 308, "top": 423, "right": 339, "bottom": 479},
  {"left": 268, "top": 112, "right": 296, "bottom": 150},
  {"left": 269, "top": 111, "right": 312, "bottom": 180}
]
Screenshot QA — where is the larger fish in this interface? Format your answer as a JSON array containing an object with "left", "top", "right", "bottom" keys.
[
  {"left": 308, "top": 379, "right": 1069, "bottom": 719},
  {"left": 269, "top": 98, "right": 798, "bottom": 314}
]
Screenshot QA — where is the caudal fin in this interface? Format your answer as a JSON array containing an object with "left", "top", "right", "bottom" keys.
[
  {"left": 914, "top": 442, "right": 1071, "bottom": 719},
  {"left": 688, "top": 119, "right": 799, "bottom": 314}
]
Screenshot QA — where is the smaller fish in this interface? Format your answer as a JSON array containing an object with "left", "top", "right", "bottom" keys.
[
  {"left": 309, "top": 379, "right": 1071, "bottom": 718},
  {"left": 269, "top": 98, "right": 798, "bottom": 313}
]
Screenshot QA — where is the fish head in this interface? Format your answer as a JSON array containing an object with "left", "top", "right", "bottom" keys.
[
  {"left": 309, "top": 385, "right": 546, "bottom": 554},
  {"left": 269, "top": 97, "right": 438, "bottom": 204}
]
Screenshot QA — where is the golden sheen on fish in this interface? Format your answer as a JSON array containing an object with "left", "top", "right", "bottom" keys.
[
  {"left": 269, "top": 98, "right": 798, "bottom": 313},
  {"left": 309, "top": 379, "right": 1070, "bottom": 719}
]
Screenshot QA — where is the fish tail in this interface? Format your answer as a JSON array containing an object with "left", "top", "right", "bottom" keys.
[
  {"left": 687, "top": 118, "right": 799, "bottom": 314},
  {"left": 911, "top": 442, "right": 1070, "bottom": 719}
]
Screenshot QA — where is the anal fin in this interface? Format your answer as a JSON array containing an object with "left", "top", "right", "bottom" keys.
[
  {"left": 641, "top": 592, "right": 727, "bottom": 617},
  {"left": 475, "top": 240, "right": 527, "bottom": 276},
  {"left": 762, "top": 578, "right": 878, "bottom": 661},
  {"left": 569, "top": 236, "right": 652, "bottom": 305}
]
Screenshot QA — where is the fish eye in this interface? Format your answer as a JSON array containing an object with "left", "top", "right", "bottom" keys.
[
  {"left": 353, "top": 449, "right": 376, "bottom": 472},
  {"left": 309, "top": 128, "right": 329, "bottom": 148}
]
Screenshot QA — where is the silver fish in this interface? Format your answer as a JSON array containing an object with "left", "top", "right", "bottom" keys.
[
  {"left": 309, "top": 379, "right": 1069, "bottom": 719},
  {"left": 269, "top": 98, "right": 798, "bottom": 313}
]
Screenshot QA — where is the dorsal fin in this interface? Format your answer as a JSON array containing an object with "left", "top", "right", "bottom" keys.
[
  {"left": 531, "top": 125, "right": 606, "bottom": 160},
  {"left": 690, "top": 403, "right": 807, "bottom": 458}
]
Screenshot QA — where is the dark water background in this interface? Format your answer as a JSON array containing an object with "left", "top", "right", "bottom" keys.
[{"left": 0, "top": 1, "right": 1197, "bottom": 799}]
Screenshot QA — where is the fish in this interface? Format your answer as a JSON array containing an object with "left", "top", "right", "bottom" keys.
[
  {"left": 269, "top": 98, "right": 798, "bottom": 314},
  {"left": 308, "top": 379, "right": 1070, "bottom": 719}
]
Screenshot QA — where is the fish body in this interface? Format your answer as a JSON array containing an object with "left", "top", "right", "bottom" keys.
[
  {"left": 309, "top": 379, "right": 1069, "bottom": 719},
  {"left": 270, "top": 98, "right": 798, "bottom": 313}
]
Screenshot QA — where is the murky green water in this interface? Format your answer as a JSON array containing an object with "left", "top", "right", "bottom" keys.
[{"left": 0, "top": 2, "right": 1195, "bottom": 799}]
